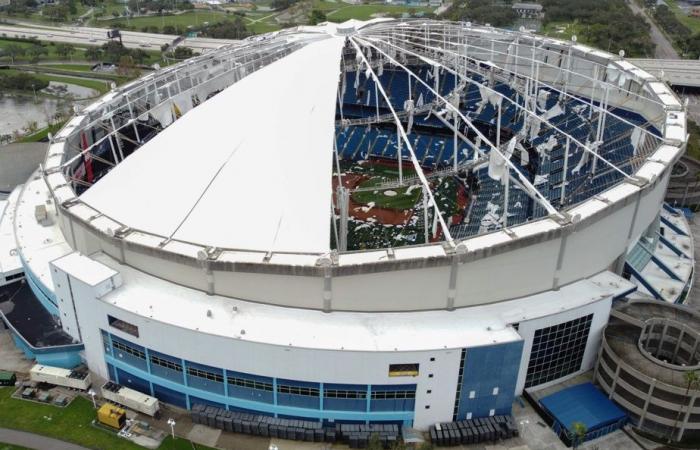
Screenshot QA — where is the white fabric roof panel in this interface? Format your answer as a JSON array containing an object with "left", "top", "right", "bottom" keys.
[{"left": 80, "top": 36, "right": 344, "bottom": 254}]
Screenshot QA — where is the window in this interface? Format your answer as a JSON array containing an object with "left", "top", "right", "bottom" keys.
[
  {"left": 150, "top": 355, "right": 182, "bottom": 372},
  {"left": 112, "top": 340, "right": 145, "bottom": 360},
  {"left": 525, "top": 314, "right": 593, "bottom": 388},
  {"left": 108, "top": 315, "right": 139, "bottom": 337},
  {"left": 277, "top": 385, "right": 319, "bottom": 397},
  {"left": 427, "top": 390, "right": 432, "bottom": 394},
  {"left": 228, "top": 377, "right": 273, "bottom": 392},
  {"left": 492, "top": 387, "right": 499, "bottom": 396},
  {"left": 324, "top": 389, "right": 366, "bottom": 399},
  {"left": 371, "top": 390, "right": 415, "bottom": 400},
  {"left": 466, "top": 412, "right": 472, "bottom": 420},
  {"left": 389, "top": 364, "right": 419, "bottom": 377},
  {"left": 425, "top": 405, "right": 430, "bottom": 409},
  {"left": 187, "top": 367, "right": 224, "bottom": 383},
  {"left": 468, "top": 390, "right": 475, "bottom": 399},
  {"left": 430, "top": 357, "right": 435, "bottom": 362}
]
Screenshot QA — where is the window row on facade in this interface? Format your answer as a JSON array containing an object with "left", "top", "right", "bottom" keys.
[{"left": 102, "top": 330, "right": 417, "bottom": 413}]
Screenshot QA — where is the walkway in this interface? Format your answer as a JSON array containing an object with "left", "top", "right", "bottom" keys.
[
  {"left": 0, "top": 428, "right": 90, "bottom": 450},
  {"left": 683, "top": 213, "right": 700, "bottom": 310}
]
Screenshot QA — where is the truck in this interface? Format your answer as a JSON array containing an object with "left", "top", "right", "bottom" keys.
[
  {"left": 29, "top": 364, "right": 91, "bottom": 391},
  {"left": 101, "top": 381, "right": 160, "bottom": 417}
]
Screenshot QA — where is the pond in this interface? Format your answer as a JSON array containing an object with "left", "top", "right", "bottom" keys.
[{"left": 0, "top": 95, "right": 61, "bottom": 137}]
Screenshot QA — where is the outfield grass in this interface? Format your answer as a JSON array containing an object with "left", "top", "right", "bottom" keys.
[
  {"left": 353, "top": 178, "right": 422, "bottom": 210},
  {"left": 0, "top": 388, "right": 216, "bottom": 450},
  {"left": 351, "top": 164, "right": 422, "bottom": 210}
]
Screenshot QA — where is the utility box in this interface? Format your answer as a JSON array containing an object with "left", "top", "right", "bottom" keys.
[
  {"left": 97, "top": 403, "right": 126, "bottom": 430},
  {"left": 0, "top": 371, "right": 16, "bottom": 386}
]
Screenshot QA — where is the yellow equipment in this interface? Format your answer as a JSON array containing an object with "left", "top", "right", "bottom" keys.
[{"left": 97, "top": 402, "right": 126, "bottom": 429}]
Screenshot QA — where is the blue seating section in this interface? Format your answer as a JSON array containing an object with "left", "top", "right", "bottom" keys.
[{"left": 338, "top": 68, "right": 661, "bottom": 240}]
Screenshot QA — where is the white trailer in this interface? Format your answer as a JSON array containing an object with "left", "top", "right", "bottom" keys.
[
  {"left": 29, "top": 364, "right": 91, "bottom": 391},
  {"left": 101, "top": 382, "right": 160, "bottom": 417}
]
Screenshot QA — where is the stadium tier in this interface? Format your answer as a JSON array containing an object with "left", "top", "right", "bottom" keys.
[{"left": 0, "top": 19, "right": 694, "bottom": 434}]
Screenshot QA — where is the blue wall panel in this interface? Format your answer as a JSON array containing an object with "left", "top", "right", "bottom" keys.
[
  {"left": 116, "top": 367, "right": 151, "bottom": 396},
  {"left": 153, "top": 383, "right": 187, "bottom": 409},
  {"left": 456, "top": 341, "right": 523, "bottom": 420}
]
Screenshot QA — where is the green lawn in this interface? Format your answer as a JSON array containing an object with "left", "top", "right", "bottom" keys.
[
  {"left": 102, "top": 10, "right": 230, "bottom": 30},
  {"left": 686, "top": 119, "right": 700, "bottom": 161},
  {"left": 666, "top": 0, "right": 700, "bottom": 34},
  {"left": 324, "top": 3, "right": 434, "bottom": 21},
  {"left": 0, "top": 388, "right": 215, "bottom": 450},
  {"left": 41, "top": 63, "right": 95, "bottom": 72},
  {"left": 0, "top": 38, "right": 91, "bottom": 62},
  {"left": 0, "top": 444, "right": 31, "bottom": 450},
  {"left": 18, "top": 120, "right": 67, "bottom": 143},
  {"left": 1, "top": 68, "right": 110, "bottom": 94}
]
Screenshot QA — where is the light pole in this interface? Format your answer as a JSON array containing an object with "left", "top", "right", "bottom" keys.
[
  {"left": 167, "top": 418, "right": 176, "bottom": 440},
  {"left": 88, "top": 389, "right": 97, "bottom": 408}
]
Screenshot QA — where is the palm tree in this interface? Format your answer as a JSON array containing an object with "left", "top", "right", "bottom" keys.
[
  {"left": 569, "top": 421, "right": 587, "bottom": 449},
  {"left": 669, "top": 370, "right": 700, "bottom": 442}
]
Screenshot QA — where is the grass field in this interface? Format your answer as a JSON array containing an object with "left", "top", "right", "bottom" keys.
[
  {"left": 0, "top": 68, "right": 110, "bottom": 94},
  {"left": 350, "top": 163, "right": 421, "bottom": 210},
  {"left": 0, "top": 444, "right": 31, "bottom": 450},
  {"left": 666, "top": 0, "right": 700, "bottom": 34},
  {"left": 41, "top": 63, "right": 95, "bottom": 72},
  {"left": 0, "top": 38, "right": 89, "bottom": 62},
  {"left": 324, "top": 3, "right": 433, "bottom": 21},
  {"left": 17, "top": 120, "right": 67, "bottom": 143},
  {"left": 103, "top": 10, "right": 230, "bottom": 30},
  {"left": 0, "top": 387, "right": 215, "bottom": 450}
]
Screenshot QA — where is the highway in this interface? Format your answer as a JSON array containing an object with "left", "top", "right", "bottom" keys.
[
  {"left": 627, "top": 0, "right": 680, "bottom": 59},
  {"left": 629, "top": 58, "right": 700, "bottom": 88},
  {"left": 0, "top": 23, "right": 237, "bottom": 53}
]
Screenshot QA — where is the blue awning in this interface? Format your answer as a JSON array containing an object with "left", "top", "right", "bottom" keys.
[{"left": 539, "top": 383, "right": 627, "bottom": 432}]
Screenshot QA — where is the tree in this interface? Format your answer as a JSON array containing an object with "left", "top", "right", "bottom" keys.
[
  {"left": 26, "top": 44, "right": 48, "bottom": 63},
  {"left": 4, "top": 44, "right": 25, "bottom": 63},
  {"left": 44, "top": 4, "right": 70, "bottom": 21},
  {"left": 669, "top": 370, "right": 700, "bottom": 442},
  {"left": 173, "top": 46, "right": 193, "bottom": 59},
  {"left": 85, "top": 46, "right": 103, "bottom": 61},
  {"left": 569, "top": 421, "right": 587, "bottom": 449},
  {"left": 309, "top": 8, "right": 326, "bottom": 25},
  {"left": 55, "top": 43, "right": 75, "bottom": 60}
]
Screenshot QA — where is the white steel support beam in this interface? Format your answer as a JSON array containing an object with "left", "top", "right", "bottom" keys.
[{"left": 349, "top": 36, "right": 454, "bottom": 244}]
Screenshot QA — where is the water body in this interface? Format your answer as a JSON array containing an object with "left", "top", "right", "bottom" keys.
[
  {"left": 43, "top": 81, "right": 100, "bottom": 100},
  {"left": 0, "top": 95, "right": 60, "bottom": 137}
]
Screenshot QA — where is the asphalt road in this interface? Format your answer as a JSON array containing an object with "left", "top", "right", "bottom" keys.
[
  {"left": 627, "top": 0, "right": 680, "bottom": 59},
  {"left": 0, "top": 22, "right": 237, "bottom": 53},
  {"left": 0, "top": 427, "right": 90, "bottom": 450}
]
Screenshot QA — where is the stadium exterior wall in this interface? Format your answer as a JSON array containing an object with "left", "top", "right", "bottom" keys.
[{"left": 58, "top": 166, "right": 673, "bottom": 313}]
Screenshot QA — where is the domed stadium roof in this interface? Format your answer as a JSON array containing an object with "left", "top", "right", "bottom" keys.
[{"left": 44, "top": 19, "right": 684, "bottom": 271}]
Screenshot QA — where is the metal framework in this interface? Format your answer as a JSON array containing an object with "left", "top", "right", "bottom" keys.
[{"left": 43, "top": 19, "right": 674, "bottom": 258}]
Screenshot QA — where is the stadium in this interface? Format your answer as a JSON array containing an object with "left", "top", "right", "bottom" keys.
[{"left": 0, "top": 18, "right": 695, "bottom": 439}]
